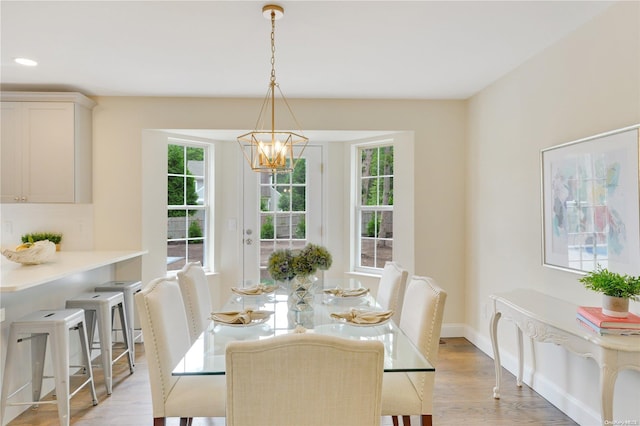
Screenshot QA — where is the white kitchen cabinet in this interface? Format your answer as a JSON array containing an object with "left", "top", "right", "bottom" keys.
[{"left": 1, "top": 92, "right": 95, "bottom": 203}]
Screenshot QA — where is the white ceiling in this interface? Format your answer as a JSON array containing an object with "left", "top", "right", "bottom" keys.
[{"left": 1, "top": 1, "right": 615, "bottom": 100}]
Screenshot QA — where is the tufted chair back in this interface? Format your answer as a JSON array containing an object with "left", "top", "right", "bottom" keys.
[
  {"left": 402, "top": 276, "right": 447, "bottom": 415},
  {"left": 177, "top": 261, "right": 212, "bottom": 343},
  {"left": 376, "top": 261, "right": 409, "bottom": 324},
  {"left": 135, "top": 277, "right": 191, "bottom": 418},
  {"left": 226, "top": 333, "right": 384, "bottom": 426},
  {"left": 381, "top": 275, "right": 447, "bottom": 425}
]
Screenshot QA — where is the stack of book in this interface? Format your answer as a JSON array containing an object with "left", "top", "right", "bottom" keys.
[{"left": 577, "top": 306, "right": 640, "bottom": 336}]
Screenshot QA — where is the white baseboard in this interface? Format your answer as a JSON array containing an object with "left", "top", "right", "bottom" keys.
[
  {"left": 461, "top": 325, "right": 600, "bottom": 426},
  {"left": 440, "top": 322, "right": 466, "bottom": 338}
]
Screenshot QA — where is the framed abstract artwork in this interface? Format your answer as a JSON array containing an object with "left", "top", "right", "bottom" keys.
[{"left": 541, "top": 124, "right": 640, "bottom": 275}]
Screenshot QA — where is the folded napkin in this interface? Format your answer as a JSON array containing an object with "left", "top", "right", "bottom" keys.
[
  {"left": 210, "top": 309, "right": 272, "bottom": 325},
  {"left": 330, "top": 309, "right": 394, "bottom": 325},
  {"left": 231, "top": 284, "right": 277, "bottom": 296},
  {"left": 323, "top": 287, "right": 370, "bottom": 298}
]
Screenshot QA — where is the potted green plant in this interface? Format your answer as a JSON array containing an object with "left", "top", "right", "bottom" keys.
[
  {"left": 579, "top": 265, "right": 640, "bottom": 318},
  {"left": 21, "top": 232, "right": 63, "bottom": 251}
]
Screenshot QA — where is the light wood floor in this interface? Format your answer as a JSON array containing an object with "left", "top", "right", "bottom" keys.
[{"left": 6, "top": 338, "right": 576, "bottom": 425}]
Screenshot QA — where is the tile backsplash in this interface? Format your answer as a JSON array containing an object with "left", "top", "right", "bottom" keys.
[{"left": 0, "top": 204, "right": 94, "bottom": 250}]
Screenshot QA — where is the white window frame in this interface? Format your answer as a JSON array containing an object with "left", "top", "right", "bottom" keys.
[
  {"left": 353, "top": 140, "right": 394, "bottom": 273},
  {"left": 167, "top": 138, "right": 211, "bottom": 271}
]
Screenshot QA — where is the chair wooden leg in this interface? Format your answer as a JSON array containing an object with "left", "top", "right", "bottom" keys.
[
  {"left": 392, "top": 416, "right": 399, "bottom": 426},
  {"left": 179, "top": 418, "right": 193, "bottom": 426},
  {"left": 421, "top": 414, "right": 433, "bottom": 426},
  {"left": 402, "top": 415, "right": 411, "bottom": 426},
  {"left": 153, "top": 418, "right": 166, "bottom": 426}
]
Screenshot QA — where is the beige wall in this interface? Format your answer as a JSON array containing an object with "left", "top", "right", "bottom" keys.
[
  {"left": 466, "top": 2, "right": 639, "bottom": 423},
  {"left": 91, "top": 97, "right": 467, "bottom": 323}
]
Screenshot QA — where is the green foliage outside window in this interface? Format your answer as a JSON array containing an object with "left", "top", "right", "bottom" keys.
[
  {"left": 367, "top": 215, "right": 380, "bottom": 237},
  {"left": 261, "top": 216, "right": 274, "bottom": 239},
  {"left": 168, "top": 145, "right": 200, "bottom": 217},
  {"left": 361, "top": 147, "right": 394, "bottom": 206},
  {"left": 188, "top": 221, "right": 203, "bottom": 240},
  {"left": 295, "top": 217, "right": 306, "bottom": 239}
]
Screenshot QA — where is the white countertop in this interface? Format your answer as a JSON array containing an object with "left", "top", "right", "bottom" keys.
[{"left": 1, "top": 250, "right": 146, "bottom": 292}]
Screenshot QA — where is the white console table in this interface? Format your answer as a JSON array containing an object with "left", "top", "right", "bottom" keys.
[{"left": 489, "top": 289, "right": 640, "bottom": 424}]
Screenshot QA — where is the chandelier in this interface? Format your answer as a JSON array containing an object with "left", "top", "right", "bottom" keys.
[{"left": 237, "top": 4, "right": 308, "bottom": 174}]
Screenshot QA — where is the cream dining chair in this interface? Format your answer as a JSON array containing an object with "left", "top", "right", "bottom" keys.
[
  {"left": 177, "top": 261, "right": 213, "bottom": 343},
  {"left": 376, "top": 261, "right": 409, "bottom": 325},
  {"left": 381, "top": 275, "right": 447, "bottom": 426},
  {"left": 135, "top": 277, "right": 225, "bottom": 426},
  {"left": 225, "top": 333, "right": 385, "bottom": 426}
]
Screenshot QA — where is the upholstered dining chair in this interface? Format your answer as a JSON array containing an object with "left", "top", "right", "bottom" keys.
[
  {"left": 177, "top": 261, "right": 213, "bottom": 344},
  {"left": 381, "top": 275, "right": 447, "bottom": 426},
  {"left": 225, "top": 333, "right": 385, "bottom": 426},
  {"left": 376, "top": 261, "right": 409, "bottom": 325},
  {"left": 135, "top": 277, "right": 225, "bottom": 426}
]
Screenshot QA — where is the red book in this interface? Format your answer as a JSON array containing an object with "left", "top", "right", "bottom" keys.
[
  {"left": 577, "top": 306, "right": 640, "bottom": 329},
  {"left": 577, "top": 316, "right": 640, "bottom": 336}
]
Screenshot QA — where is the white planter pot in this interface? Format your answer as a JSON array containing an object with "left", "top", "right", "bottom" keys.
[{"left": 602, "top": 295, "right": 629, "bottom": 318}]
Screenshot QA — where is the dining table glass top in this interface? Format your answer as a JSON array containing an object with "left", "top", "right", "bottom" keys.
[{"left": 172, "top": 279, "right": 434, "bottom": 376}]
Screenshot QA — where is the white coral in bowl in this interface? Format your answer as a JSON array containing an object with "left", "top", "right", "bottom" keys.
[{"left": 2, "top": 240, "right": 56, "bottom": 265}]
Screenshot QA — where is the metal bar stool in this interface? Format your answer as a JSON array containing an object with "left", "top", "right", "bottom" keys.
[
  {"left": 94, "top": 280, "right": 142, "bottom": 363},
  {"left": 0, "top": 309, "right": 98, "bottom": 426},
  {"left": 66, "top": 292, "right": 135, "bottom": 395}
]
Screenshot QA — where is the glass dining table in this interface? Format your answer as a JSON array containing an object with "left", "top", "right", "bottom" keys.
[{"left": 172, "top": 279, "right": 434, "bottom": 376}]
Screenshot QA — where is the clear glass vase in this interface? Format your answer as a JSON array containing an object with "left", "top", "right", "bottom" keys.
[{"left": 288, "top": 275, "right": 317, "bottom": 312}]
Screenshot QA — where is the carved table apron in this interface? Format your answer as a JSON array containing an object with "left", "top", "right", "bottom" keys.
[{"left": 489, "top": 289, "right": 640, "bottom": 423}]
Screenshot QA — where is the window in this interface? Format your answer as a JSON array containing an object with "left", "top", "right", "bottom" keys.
[
  {"left": 167, "top": 141, "right": 209, "bottom": 271},
  {"left": 357, "top": 144, "right": 394, "bottom": 270}
]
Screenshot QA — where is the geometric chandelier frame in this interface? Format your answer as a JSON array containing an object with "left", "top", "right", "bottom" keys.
[{"left": 237, "top": 4, "right": 308, "bottom": 174}]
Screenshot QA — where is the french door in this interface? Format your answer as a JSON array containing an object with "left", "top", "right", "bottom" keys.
[{"left": 241, "top": 146, "right": 323, "bottom": 285}]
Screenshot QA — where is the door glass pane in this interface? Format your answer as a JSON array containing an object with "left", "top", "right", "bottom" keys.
[
  {"left": 292, "top": 213, "right": 305, "bottom": 239},
  {"left": 261, "top": 214, "right": 274, "bottom": 239},
  {"left": 291, "top": 186, "right": 305, "bottom": 212},
  {"left": 276, "top": 185, "right": 291, "bottom": 211},
  {"left": 273, "top": 214, "right": 289, "bottom": 239}
]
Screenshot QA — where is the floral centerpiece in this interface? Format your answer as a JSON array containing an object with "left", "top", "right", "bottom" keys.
[
  {"left": 268, "top": 244, "right": 332, "bottom": 312},
  {"left": 267, "top": 249, "right": 296, "bottom": 282},
  {"left": 267, "top": 243, "right": 333, "bottom": 281}
]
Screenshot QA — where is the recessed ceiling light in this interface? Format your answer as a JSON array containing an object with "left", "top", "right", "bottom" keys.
[{"left": 14, "top": 57, "right": 38, "bottom": 66}]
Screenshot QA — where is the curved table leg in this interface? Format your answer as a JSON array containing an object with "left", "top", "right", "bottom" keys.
[
  {"left": 516, "top": 327, "right": 523, "bottom": 387},
  {"left": 490, "top": 310, "right": 502, "bottom": 399},
  {"left": 600, "top": 364, "right": 617, "bottom": 424}
]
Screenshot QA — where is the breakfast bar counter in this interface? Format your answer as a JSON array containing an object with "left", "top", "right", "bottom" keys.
[{"left": 1, "top": 250, "right": 147, "bottom": 292}]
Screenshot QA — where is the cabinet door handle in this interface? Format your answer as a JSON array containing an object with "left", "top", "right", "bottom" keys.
[{"left": 20, "top": 196, "right": 27, "bottom": 202}]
